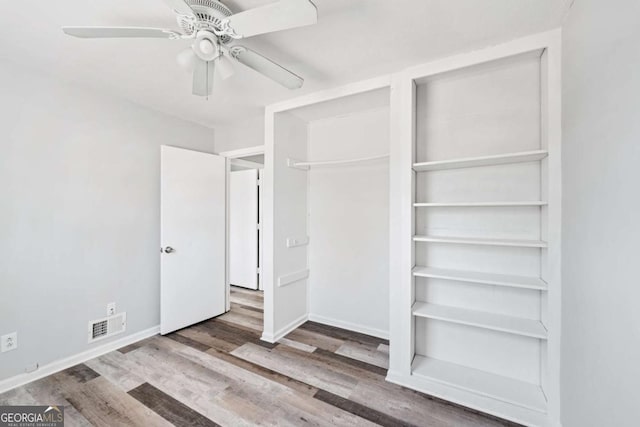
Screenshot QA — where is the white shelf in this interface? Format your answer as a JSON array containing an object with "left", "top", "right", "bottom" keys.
[
  {"left": 414, "top": 201, "right": 548, "bottom": 207},
  {"left": 413, "top": 266, "right": 547, "bottom": 291},
  {"left": 413, "top": 150, "right": 548, "bottom": 172},
  {"left": 412, "top": 302, "right": 547, "bottom": 339},
  {"left": 413, "top": 235, "right": 548, "bottom": 248},
  {"left": 411, "top": 356, "right": 547, "bottom": 413}
]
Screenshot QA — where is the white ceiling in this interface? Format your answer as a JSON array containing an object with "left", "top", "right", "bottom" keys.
[{"left": 0, "top": 0, "right": 569, "bottom": 128}]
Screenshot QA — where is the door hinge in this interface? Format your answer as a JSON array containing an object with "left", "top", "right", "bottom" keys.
[
  {"left": 257, "top": 267, "right": 261, "bottom": 274},
  {"left": 257, "top": 223, "right": 261, "bottom": 230},
  {"left": 257, "top": 178, "right": 262, "bottom": 186}
]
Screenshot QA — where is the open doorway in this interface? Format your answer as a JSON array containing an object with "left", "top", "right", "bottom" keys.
[{"left": 222, "top": 146, "right": 265, "bottom": 294}]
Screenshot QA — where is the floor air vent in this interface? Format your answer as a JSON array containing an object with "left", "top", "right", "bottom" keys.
[{"left": 88, "top": 313, "right": 126, "bottom": 343}]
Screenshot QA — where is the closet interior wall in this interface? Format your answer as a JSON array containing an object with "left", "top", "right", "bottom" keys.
[{"left": 307, "top": 107, "right": 390, "bottom": 338}]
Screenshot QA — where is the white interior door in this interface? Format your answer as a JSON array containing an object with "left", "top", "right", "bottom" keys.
[
  {"left": 160, "top": 146, "right": 227, "bottom": 335},
  {"left": 229, "top": 169, "right": 259, "bottom": 289}
]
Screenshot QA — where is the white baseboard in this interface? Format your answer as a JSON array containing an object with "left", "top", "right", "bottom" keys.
[
  {"left": 385, "top": 370, "right": 407, "bottom": 383},
  {"left": 0, "top": 325, "right": 160, "bottom": 394},
  {"left": 261, "top": 313, "right": 308, "bottom": 343},
  {"left": 308, "top": 313, "right": 389, "bottom": 340}
]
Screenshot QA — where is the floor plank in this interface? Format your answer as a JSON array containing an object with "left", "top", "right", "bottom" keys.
[
  {"left": 335, "top": 340, "right": 390, "bottom": 369},
  {"left": 65, "top": 376, "right": 173, "bottom": 427},
  {"left": 1, "top": 376, "right": 93, "bottom": 427},
  {"left": 216, "top": 310, "right": 264, "bottom": 331},
  {"left": 314, "top": 389, "right": 417, "bottom": 427},
  {"left": 227, "top": 304, "right": 264, "bottom": 319},
  {"left": 205, "top": 348, "right": 319, "bottom": 396},
  {"left": 231, "top": 342, "right": 362, "bottom": 398},
  {"left": 61, "top": 364, "right": 101, "bottom": 384},
  {"left": 129, "top": 382, "right": 221, "bottom": 427},
  {"left": 84, "top": 351, "right": 146, "bottom": 392},
  {"left": 311, "top": 348, "right": 388, "bottom": 377},
  {"left": 229, "top": 288, "right": 264, "bottom": 310},
  {"left": 176, "top": 325, "right": 241, "bottom": 353},
  {"left": 166, "top": 331, "right": 212, "bottom": 352},
  {"left": 278, "top": 337, "right": 317, "bottom": 352},
  {"left": 230, "top": 302, "right": 264, "bottom": 313},
  {"left": 168, "top": 329, "right": 319, "bottom": 396},
  {"left": 283, "top": 327, "right": 344, "bottom": 352},
  {"left": 299, "top": 321, "right": 389, "bottom": 347}
]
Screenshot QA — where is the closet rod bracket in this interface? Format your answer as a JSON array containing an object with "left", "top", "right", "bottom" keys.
[{"left": 287, "top": 158, "right": 310, "bottom": 170}]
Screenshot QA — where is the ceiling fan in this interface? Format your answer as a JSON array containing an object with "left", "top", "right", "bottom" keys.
[{"left": 62, "top": 0, "right": 317, "bottom": 97}]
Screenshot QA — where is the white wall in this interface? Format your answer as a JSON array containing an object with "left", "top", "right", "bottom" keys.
[
  {"left": 214, "top": 116, "right": 264, "bottom": 153},
  {"left": 0, "top": 60, "right": 215, "bottom": 381},
  {"left": 264, "top": 112, "right": 309, "bottom": 340},
  {"left": 307, "top": 108, "right": 390, "bottom": 337},
  {"left": 561, "top": 1, "right": 640, "bottom": 425}
]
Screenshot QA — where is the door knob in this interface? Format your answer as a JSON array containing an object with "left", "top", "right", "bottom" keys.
[{"left": 163, "top": 246, "right": 175, "bottom": 254}]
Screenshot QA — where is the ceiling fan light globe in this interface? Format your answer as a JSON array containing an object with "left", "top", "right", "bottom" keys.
[
  {"left": 217, "top": 54, "right": 235, "bottom": 80},
  {"left": 176, "top": 48, "right": 198, "bottom": 71}
]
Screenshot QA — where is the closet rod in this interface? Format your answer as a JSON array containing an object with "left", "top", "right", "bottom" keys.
[{"left": 289, "top": 154, "right": 389, "bottom": 169}]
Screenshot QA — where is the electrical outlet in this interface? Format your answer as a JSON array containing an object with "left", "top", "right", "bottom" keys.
[
  {"left": 1, "top": 332, "right": 18, "bottom": 353},
  {"left": 25, "top": 363, "right": 39, "bottom": 373},
  {"left": 107, "top": 303, "right": 116, "bottom": 317}
]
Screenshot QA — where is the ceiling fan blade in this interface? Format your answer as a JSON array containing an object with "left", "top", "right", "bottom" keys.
[
  {"left": 193, "top": 59, "right": 215, "bottom": 97},
  {"left": 161, "top": 0, "right": 195, "bottom": 17},
  {"left": 224, "top": 0, "right": 317, "bottom": 39},
  {"left": 62, "top": 26, "right": 180, "bottom": 39},
  {"left": 228, "top": 46, "right": 303, "bottom": 89}
]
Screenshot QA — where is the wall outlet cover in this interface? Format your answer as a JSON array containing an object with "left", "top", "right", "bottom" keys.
[
  {"left": 107, "top": 302, "right": 116, "bottom": 317},
  {"left": 1, "top": 332, "right": 18, "bottom": 353},
  {"left": 24, "top": 363, "right": 39, "bottom": 373}
]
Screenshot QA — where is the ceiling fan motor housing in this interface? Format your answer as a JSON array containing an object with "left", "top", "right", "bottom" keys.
[{"left": 177, "top": 0, "right": 233, "bottom": 43}]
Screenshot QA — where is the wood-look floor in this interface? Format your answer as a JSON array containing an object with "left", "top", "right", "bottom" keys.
[{"left": 0, "top": 288, "right": 518, "bottom": 426}]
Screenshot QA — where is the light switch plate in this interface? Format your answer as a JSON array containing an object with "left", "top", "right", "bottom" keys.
[
  {"left": 1, "top": 332, "right": 18, "bottom": 353},
  {"left": 286, "top": 236, "right": 309, "bottom": 248}
]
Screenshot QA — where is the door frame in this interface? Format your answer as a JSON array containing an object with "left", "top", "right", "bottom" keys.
[{"left": 219, "top": 145, "right": 265, "bottom": 294}]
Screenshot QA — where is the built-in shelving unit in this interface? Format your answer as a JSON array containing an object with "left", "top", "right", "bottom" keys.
[
  {"left": 412, "top": 267, "right": 548, "bottom": 290},
  {"left": 388, "top": 34, "right": 561, "bottom": 427},
  {"left": 413, "top": 235, "right": 548, "bottom": 248}
]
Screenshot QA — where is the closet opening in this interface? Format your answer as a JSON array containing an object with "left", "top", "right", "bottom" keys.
[{"left": 262, "top": 82, "right": 391, "bottom": 347}]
